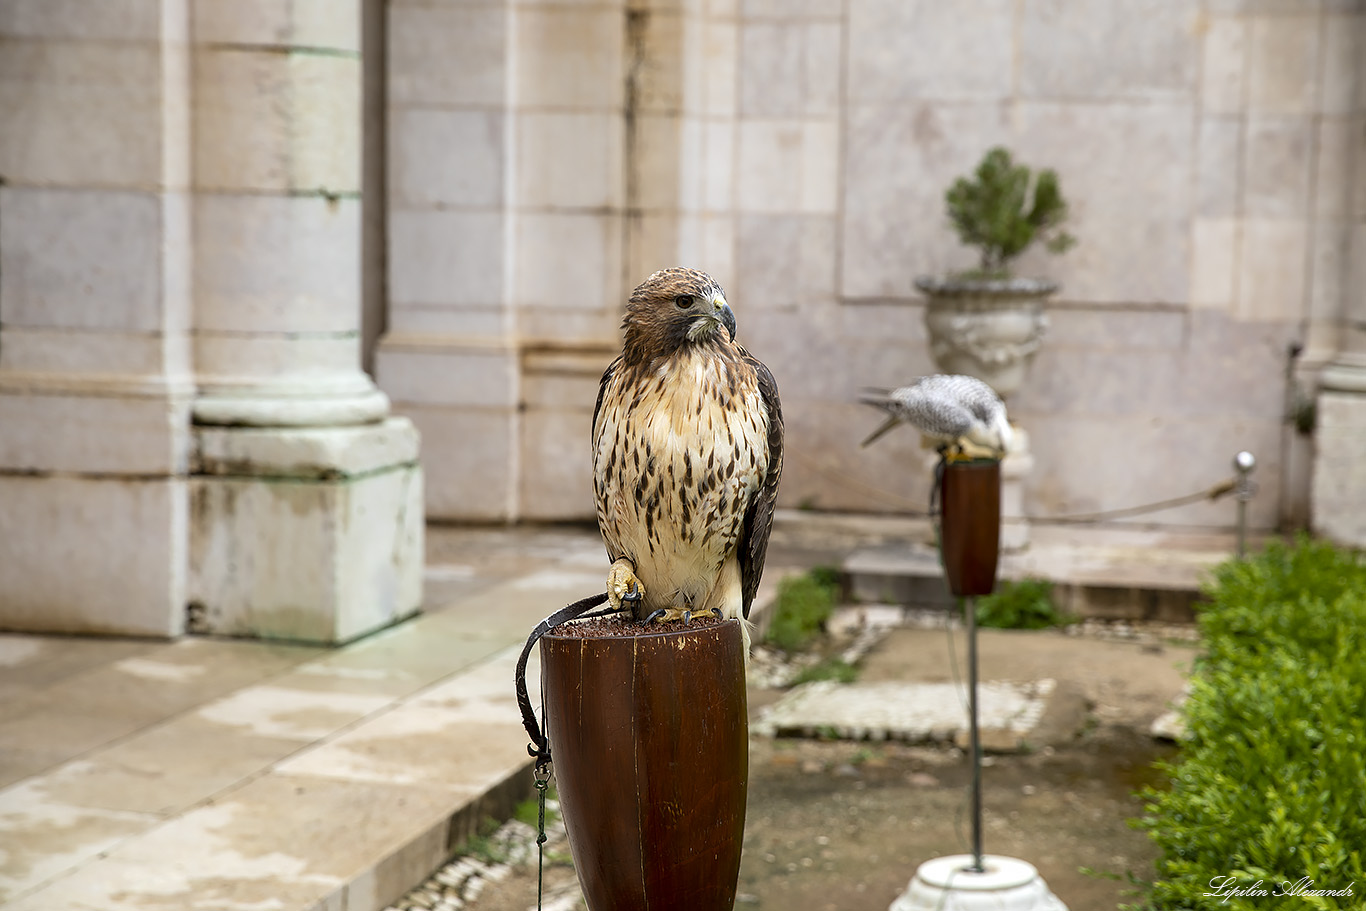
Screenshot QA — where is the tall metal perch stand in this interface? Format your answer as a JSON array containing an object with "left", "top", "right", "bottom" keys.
[{"left": 890, "top": 458, "right": 1067, "bottom": 911}]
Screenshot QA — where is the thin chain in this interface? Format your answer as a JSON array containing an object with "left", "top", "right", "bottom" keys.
[{"left": 534, "top": 769, "right": 549, "bottom": 910}]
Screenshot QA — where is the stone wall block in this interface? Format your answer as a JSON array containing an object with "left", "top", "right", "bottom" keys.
[
  {"left": 740, "top": 21, "right": 803, "bottom": 116},
  {"left": 0, "top": 328, "right": 171, "bottom": 378},
  {"left": 391, "top": 109, "right": 504, "bottom": 210},
  {"left": 517, "top": 111, "right": 624, "bottom": 209},
  {"left": 0, "top": 391, "right": 192, "bottom": 475},
  {"left": 1320, "top": 15, "right": 1363, "bottom": 115},
  {"left": 192, "top": 0, "right": 361, "bottom": 52},
  {"left": 0, "top": 475, "right": 187, "bottom": 636},
  {"left": 735, "top": 213, "right": 836, "bottom": 310},
  {"left": 847, "top": 0, "right": 1012, "bottom": 101},
  {"left": 1246, "top": 14, "right": 1320, "bottom": 114},
  {"left": 0, "top": 0, "right": 162, "bottom": 41},
  {"left": 1019, "top": 0, "right": 1198, "bottom": 102},
  {"left": 388, "top": 210, "right": 506, "bottom": 309},
  {"left": 384, "top": 305, "right": 507, "bottom": 340},
  {"left": 519, "top": 406, "right": 595, "bottom": 520},
  {"left": 700, "top": 213, "right": 736, "bottom": 282},
  {"left": 193, "top": 48, "right": 360, "bottom": 194},
  {"left": 517, "top": 308, "right": 621, "bottom": 349},
  {"left": 1314, "top": 118, "right": 1355, "bottom": 218},
  {"left": 736, "top": 120, "right": 803, "bottom": 212},
  {"left": 700, "top": 119, "right": 735, "bottom": 211},
  {"left": 1189, "top": 217, "right": 1239, "bottom": 309},
  {"left": 0, "top": 39, "right": 164, "bottom": 186},
  {"left": 839, "top": 101, "right": 1009, "bottom": 298},
  {"left": 1015, "top": 102, "right": 1195, "bottom": 304},
  {"left": 636, "top": 9, "right": 684, "bottom": 114},
  {"left": 398, "top": 406, "right": 515, "bottom": 521},
  {"left": 1236, "top": 219, "right": 1308, "bottom": 322},
  {"left": 632, "top": 114, "right": 685, "bottom": 211},
  {"left": 799, "top": 120, "right": 839, "bottom": 213},
  {"left": 1242, "top": 116, "right": 1313, "bottom": 217},
  {"left": 1304, "top": 221, "right": 1350, "bottom": 327},
  {"left": 1195, "top": 117, "right": 1242, "bottom": 217},
  {"left": 803, "top": 20, "right": 841, "bottom": 116},
  {"left": 701, "top": 21, "right": 737, "bottom": 117},
  {"left": 1201, "top": 15, "right": 1247, "bottom": 114},
  {"left": 704, "top": 21, "right": 737, "bottom": 116},
  {"left": 388, "top": 6, "right": 506, "bottom": 107},
  {"left": 514, "top": 213, "right": 623, "bottom": 310},
  {"left": 374, "top": 346, "right": 518, "bottom": 408},
  {"left": 0, "top": 188, "right": 165, "bottom": 332},
  {"left": 193, "top": 194, "right": 361, "bottom": 332},
  {"left": 517, "top": 7, "right": 623, "bottom": 109}
]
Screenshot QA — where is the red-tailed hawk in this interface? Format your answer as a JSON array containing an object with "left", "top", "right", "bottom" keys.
[{"left": 592, "top": 268, "right": 783, "bottom": 645}]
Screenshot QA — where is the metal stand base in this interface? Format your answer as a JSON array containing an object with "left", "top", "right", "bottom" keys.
[{"left": 889, "top": 855, "right": 1069, "bottom": 911}]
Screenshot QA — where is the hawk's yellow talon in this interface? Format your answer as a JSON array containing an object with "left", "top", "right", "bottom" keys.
[{"left": 607, "top": 559, "right": 644, "bottom": 614}]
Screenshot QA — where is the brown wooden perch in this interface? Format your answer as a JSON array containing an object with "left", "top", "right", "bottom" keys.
[{"left": 541, "top": 616, "right": 748, "bottom": 911}]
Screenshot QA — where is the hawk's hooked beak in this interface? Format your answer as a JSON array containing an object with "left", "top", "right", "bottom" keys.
[{"left": 715, "top": 299, "right": 736, "bottom": 341}]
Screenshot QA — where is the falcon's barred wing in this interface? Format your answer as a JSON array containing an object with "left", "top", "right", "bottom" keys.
[{"left": 737, "top": 347, "right": 783, "bottom": 619}]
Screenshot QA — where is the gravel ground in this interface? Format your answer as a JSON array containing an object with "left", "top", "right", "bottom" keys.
[{"left": 386, "top": 616, "right": 1197, "bottom": 911}]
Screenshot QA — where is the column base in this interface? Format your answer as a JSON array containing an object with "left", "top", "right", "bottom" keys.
[
  {"left": 1311, "top": 391, "right": 1366, "bottom": 547},
  {"left": 189, "top": 417, "right": 423, "bottom": 644}
]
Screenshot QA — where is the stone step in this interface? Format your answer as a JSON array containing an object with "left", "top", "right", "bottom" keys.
[{"left": 833, "top": 520, "right": 1253, "bottom": 624}]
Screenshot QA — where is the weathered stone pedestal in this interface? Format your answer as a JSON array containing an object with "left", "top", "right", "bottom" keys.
[{"left": 190, "top": 419, "right": 423, "bottom": 644}]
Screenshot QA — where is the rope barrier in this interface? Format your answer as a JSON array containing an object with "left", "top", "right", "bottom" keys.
[{"left": 787, "top": 447, "right": 1241, "bottom": 525}]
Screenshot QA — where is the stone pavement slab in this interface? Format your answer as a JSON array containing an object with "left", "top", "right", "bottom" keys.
[
  {"left": 752, "top": 679, "right": 1057, "bottom": 749},
  {"left": 0, "top": 525, "right": 610, "bottom": 911}
]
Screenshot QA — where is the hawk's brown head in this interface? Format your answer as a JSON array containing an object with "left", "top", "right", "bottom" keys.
[{"left": 620, "top": 268, "right": 736, "bottom": 364}]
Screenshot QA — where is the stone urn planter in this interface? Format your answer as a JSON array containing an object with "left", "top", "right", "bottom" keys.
[
  {"left": 916, "top": 275, "right": 1055, "bottom": 401},
  {"left": 540, "top": 617, "right": 748, "bottom": 911}
]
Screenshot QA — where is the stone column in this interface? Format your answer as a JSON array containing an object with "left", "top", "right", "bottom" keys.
[
  {"left": 186, "top": 1, "right": 423, "bottom": 643},
  {"left": 1311, "top": 14, "right": 1366, "bottom": 546},
  {"left": 0, "top": 2, "right": 195, "bottom": 636}
]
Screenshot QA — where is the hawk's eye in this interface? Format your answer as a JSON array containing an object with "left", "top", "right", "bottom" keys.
[{"left": 674, "top": 294, "right": 695, "bottom": 310}]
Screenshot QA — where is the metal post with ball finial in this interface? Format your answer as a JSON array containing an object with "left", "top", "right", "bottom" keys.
[{"left": 889, "top": 455, "right": 1068, "bottom": 911}]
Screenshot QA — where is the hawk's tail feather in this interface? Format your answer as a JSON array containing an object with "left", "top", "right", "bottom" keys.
[{"left": 860, "top": 414, "right": 901, "bottom": 448}]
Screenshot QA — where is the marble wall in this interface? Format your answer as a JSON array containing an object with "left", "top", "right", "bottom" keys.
[{"left": 381, "top": 0, "right": 1364, "bottom": 532}]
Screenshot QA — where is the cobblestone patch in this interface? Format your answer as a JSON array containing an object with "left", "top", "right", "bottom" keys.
[{"left": 384, "top": 801, "right": 582, "bottom": 911}]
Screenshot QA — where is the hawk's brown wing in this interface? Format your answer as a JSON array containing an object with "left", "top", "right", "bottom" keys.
[
  {"left": 737, "top": 347, "right": 783, "bottom": 618},
  {"left": 591, "top": 355, "right": 624, "bottom": 562}
]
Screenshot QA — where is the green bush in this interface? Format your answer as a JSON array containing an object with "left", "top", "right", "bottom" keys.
[
  {"left": 1130, "top": 536, "right": 1366, "bottom": 910},
  {"left": 945, "top": 146, "right": 1076, "bottom": 277},
  {"left": 975, "top": 577, "right": 1071, "bottom": 630},
  {"left": 764, "top": 568, "right": 840, "bottom": 652}
]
